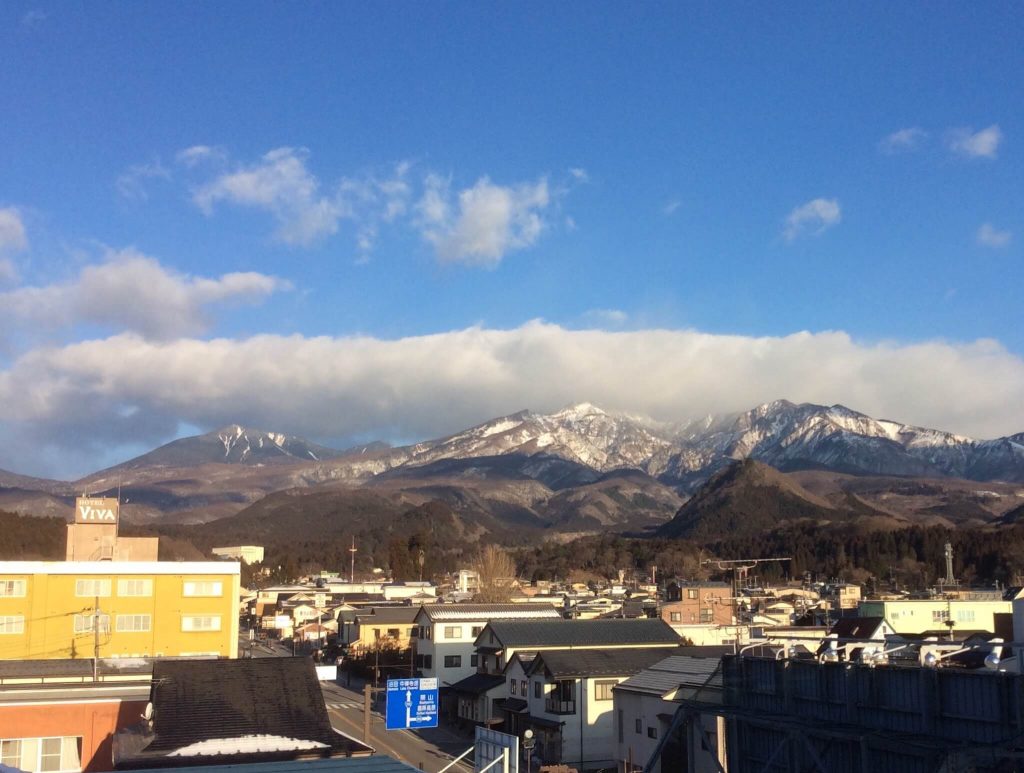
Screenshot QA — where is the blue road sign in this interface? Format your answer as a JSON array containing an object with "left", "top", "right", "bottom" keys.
[{"left": 385, "top": 677, "right": 439, "bottom": 730}]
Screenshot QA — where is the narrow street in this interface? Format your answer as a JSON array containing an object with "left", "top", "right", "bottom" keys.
[{"left": 321, "top": 678, "right": 476, "bottom": 773}]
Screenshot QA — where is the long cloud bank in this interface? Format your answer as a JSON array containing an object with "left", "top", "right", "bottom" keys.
[{"left": 2, "top": 322, "right": 1023, "bottom": 478}]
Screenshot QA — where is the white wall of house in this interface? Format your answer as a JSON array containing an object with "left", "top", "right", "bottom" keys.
[
  {"left": 413, "top": 612, "right": 484, "bottom": 685},
  {"left": 614, "top": 690, "right": 725, "bottom": 773},
  {"left": 526, "top": 674, "right": 626, "bottom": 769}
]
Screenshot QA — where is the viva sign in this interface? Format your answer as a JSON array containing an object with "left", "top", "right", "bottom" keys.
[{"left": 75, "top": 497, "right": 119, "bottom": 524}]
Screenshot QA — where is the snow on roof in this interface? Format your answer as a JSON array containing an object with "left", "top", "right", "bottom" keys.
[{"left": 168, "top": 735, "right": 329, "bottom": 757}]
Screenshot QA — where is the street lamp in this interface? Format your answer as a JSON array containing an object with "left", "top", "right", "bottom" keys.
[{"left": 523, "top": 728, "right": 535, "bottom": 773}]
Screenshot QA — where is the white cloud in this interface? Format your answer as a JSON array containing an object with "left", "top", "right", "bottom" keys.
[
  {"left": 783, "top": 198, "right": 841, "bottom": 242},
  {"left": 0, "top": 207, "right": 28, "bottom": 254},
  {"left": 662, "top": 199, "right": 682, "bottom": 215},
  {"left": 2, "top": 322, "right": 1023, "bottom": 477},
  {"left": 0, "top": 258, "right": 18, "bottom": 284},
  {"left": 417, "top": 176, "right": 550, "bottom": 267},
  {"left": 193, "top": 147, "right": 347, "bottom": 246},
  {"left": 176, "top": 145, "right": 226, "bottom": 168},
  {"left": 0, "top": 249, "right": 290, "bottom": 340},
  {"left": 880, "top": 127, "right": 927, "bottom": 153},
  {"left": 116, "top": 161, "right": 172, "bottom": 201},
  {"left": 947, "top": 124, "right": 1003, "bottom": 159},
  {"left": 583, "top": 309, "right": 628, "bottom": 326},
  {"left": 569, "top": 168, "right": 589, "bottom": 183},
  {"left": 977, "top": 223, "right": 1012, "bottom": 248}
]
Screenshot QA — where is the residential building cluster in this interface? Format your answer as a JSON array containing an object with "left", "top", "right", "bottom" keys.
[{"left": 6, "top": 508, "right": 1024, "bottom": 773}]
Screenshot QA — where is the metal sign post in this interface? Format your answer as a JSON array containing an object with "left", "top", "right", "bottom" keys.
[{"left": 385, "top": 677, "right": 439, "bottom": 730}]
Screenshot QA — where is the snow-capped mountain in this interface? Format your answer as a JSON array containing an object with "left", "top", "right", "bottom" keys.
[
  {"left": 400, "top": 402, "right": 678, "bottom": 475},
  {"left": 104, "top": 424, "right": 347, "bottom": 471},
  {"left": 662, "top": 400, "right": 1024, "bottom": 486}
]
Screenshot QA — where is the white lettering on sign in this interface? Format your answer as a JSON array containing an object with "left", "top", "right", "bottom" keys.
[
  {"left": 74, "top": 497, "right": 119, "bottom": 524},
  {"left": 78, "top": 505, "right": 117, "bottom": 521}
]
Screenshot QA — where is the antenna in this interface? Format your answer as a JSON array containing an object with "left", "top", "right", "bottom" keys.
[
  {"left": 349, "top": 536, "right": 357, "bottom": 584},
  {"left": 943, "top": 542, "right": 956, "bottom": 587}
]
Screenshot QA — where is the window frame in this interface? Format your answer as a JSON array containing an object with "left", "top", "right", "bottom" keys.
[
  {"left": 595, "top": 680, "right": 617, "bottom": 701},
  {"left": 115, "top": 614, "right": 152, "bottom": 633},
  {"left": 183, "top": 580, "right": 223, "bottom": 598},
  {"left": 443, "top": 625, "right": 462, "bottom": 639},
  {"left": 0, "top": 615, "right": 26, "bottom": 635},
  {"left": 73, "top": 613, "right": 110, "bottom": 635},
  {"left": 443, "top": 654, "right": 462, "bottom": 668},
  {"left": 181, "top": 614, "right": 222, "bottom": 632},
  {"left": 0, "top": 579, "right": 27, "bottom": 598},
  {"left": 74, "top": 579, "right": 111, "bottom": 598},
  {"left": 117, "top": 579, "right": 153, "bottom": 597}
]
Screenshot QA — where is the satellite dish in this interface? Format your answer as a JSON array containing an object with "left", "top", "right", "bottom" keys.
[
  {"left": 524, "top": 729, "right": 534, "bottom": 739},
  {"left": 143, "top": 702, "right": 153, "bottom": 720},
  {"left": 985, "top": 651, "right": 1001, "bottom": 670},
  {"left": 923, "top": 652, "right": 938, "bottom": 668}
]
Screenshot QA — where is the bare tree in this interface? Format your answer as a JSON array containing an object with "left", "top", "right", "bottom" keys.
[{"left": 473, "top": 545, "right": 517, "bottom": 603}]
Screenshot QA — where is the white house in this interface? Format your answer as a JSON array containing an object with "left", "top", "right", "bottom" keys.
[
  {"left": 413, "top": 603, "right": 562, "bottom": 685},
  {"left": 521, "top": 648, "right": 678, "bottom": 770},
  {"left": 613, "top": 654, "right": 725, "bottom": 773}
]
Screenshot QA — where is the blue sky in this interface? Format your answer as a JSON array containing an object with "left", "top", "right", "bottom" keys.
[{"left": 1, "top": 2, "right": 1022, "bottom": 478}]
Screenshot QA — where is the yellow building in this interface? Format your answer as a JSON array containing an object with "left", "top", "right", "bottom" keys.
[
  {"left": 0, "top": 561, "right": 240, "bottom": 660},
  {"left": 348, "top": 607, "right": 419, "bottom": 654},
  {"left": 859, "top": 597, "right": 1011, "bottom": 635}
]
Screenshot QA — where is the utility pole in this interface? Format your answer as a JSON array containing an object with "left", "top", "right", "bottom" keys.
[
  {"left": 92, "top": 595, "right": 101, "bottom": 682},
  {"left": 349, "top": 537, "right": 357, "bottom": 584},
  {"left": 363, "top": 683, "right": 372, "bottom": 745}
]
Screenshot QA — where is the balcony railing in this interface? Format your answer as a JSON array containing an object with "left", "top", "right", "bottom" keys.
[{"left": 545, "top": 698, "right": 576, "bottom": 714}]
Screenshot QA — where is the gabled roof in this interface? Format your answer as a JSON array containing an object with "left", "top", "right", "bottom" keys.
[
  {"left": 354, "top": 607, "right": 419, "bottom": 625},
  {"left": 614, "top": 655, "right": 723, "bottom": 697},
  {"left": 416, "top": 603, "right": 561, "bottom": 622},
  {"left": 447, "top": 672, "right": 506, "bottom": 695},
  {"left": 827, "top": 617, "right": 886, "bottom": 639},
  {"left": 528, "top": 647, "right": 679, "bottom": 680},
  {"left": 479, "top": 618, "right": 679, "bottom": 649},
  {"left": 113, "top": 657, "right": 370, "bottom": 768}
]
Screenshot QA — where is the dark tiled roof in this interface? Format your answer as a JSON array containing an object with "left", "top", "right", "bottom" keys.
[
  {"left": 495, "top": 698, "right": 528, "bottom": 713},
  {"left": 447, "top": 672, "right": 506, "bottom": 695},
  {"left": 0, "top": 657, "right": 153, "bottom": 681},
  {"left": 355, "top": 607, "right": 419, "bottom": 625},
  {"left": 118, "top": 756, "right": 421, "bottom": 773},
  {"left": 114, "top": 657, "right": 370, "bottom": 768},
  {"left": 483, "top": 618, "right": 679, "bottom": 648},
  {"left": 528, "top": 647, "right": 683, "bottom": 679},
  {"left": 827, "top": 617, "right": 885, "bottom": 639}
]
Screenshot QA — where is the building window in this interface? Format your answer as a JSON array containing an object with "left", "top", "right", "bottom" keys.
[
  {"left": 444, "top": 655, "right": 461, "bottom": 668},
  {"left": 117, "top": 579, "right": 152, "bottom": 597},
  {"left": 471, "top": 626, "right": 483, "bottom": 637},
  {"left": 956, "top": 610, "right": 976, "bottom": 623},
  {"left": 510, "top": 678, "right": 517, "bottom": 696},
  {"left": 116, "top": 614, "right": 152, "bottom": 632},
  {"left": 74, "top": 579, "right": 111, "bottom": 598},
  {"left": 444, "top": 625, "right": 462, "bottom": 639},
  {"left": 699, "top": 608, "right": 714, "bottom": 623},
  {"left": 687, "top": 589, "right": 698, "bottom": 599},
  {"left": 635, "top": 718, "right": 642, "bottom": 734},
  {"left": 424, "top": 627, "right": 431, "bottom": 639},
  {"left": 387, "top": 628, "right": 400, "bottom": 638},
  {"left": 423, "top": 654, "right": 432, "bottom": 669},
  {"left": 932, "top": 610, "right": 949, "bottom": 623},
  {"left": 618, "top": 709, "right": 624, "bottom": 743},
  {"left": 470, "top": 654, "right": 479, "bottom": 667},
  {"left": 0, "top": 740, "right": 20, "bottom": 768},
  {"left": 647, "top": 726, "right": 658, "bottom": 739},
  {"left": 0, "top": 615, "right": 25, "bottom": 635},
  {"left": 0, "top": 580, "right": 26, "bottom": 597},
  {"left": 595, "top": 680, "right": 616, "bottom": 701},
  {"left": 183, "top": 581, "right": 223, "bottom": 597},
  {"left": 521, "top": 679, "right": 527, "bottom": 695},
  {"left": 1, "top": 736, "right": 82, "bottom": 773},
  {"left": 669, "top": 612, "right": 682, "bottom": 623},
  {"left": 534, "top": 681, "right": 541, "bottom": 698},
  {"left": 181, "top": 615, "right": 222, "bottom": 632},
  {"left": 73, "top": 614, "right": 110, "bottom": 634}
]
